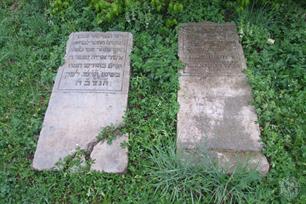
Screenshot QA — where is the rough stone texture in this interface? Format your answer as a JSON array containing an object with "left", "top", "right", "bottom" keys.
[
  {"left": 32, "top": 32, "right": 132, "bottom": 173},
  {"left": 90, "top": 134, "right": 128, "bottom": 173},
  {"left": 177, "top": 22, "right": 269, "bottom": 174},
  {"left": 210, "top": 151, "right": 269, "bottom": 175}
]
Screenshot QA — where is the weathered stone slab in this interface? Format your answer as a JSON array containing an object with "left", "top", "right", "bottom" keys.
[
  {"left": 33, "top": 32, "right": 133, "bottom": 173},
  {"left": 177, "top": 22, "right": 269, "bottom": 174}
]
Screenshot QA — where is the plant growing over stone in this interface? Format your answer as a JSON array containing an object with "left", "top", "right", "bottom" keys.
[{"left": 97, "top": 124, "right": 125, "bottom": 144}]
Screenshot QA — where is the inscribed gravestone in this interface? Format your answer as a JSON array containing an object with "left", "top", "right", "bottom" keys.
[
  {"left": 177, "top": 22, "right": 269, "bottom": 174},
  {"left": 33, "top": 32, "right": 132, "bottom": 173}
]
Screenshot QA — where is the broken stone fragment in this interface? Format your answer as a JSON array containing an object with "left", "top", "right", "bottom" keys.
[{"left": 90, "top": 134, "right": 128, "bottom": 173}]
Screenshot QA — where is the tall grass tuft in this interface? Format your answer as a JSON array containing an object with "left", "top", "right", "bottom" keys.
[{"left": 149, "top": 146, "right": 263, "bottom": 203}]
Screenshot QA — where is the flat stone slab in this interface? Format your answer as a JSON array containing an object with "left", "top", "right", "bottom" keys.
[
  {"left": 33, "top": 32, "right": 133, "bottom": 173},
  {"left": 177, "top": 22, "right": 269, "bottom": 174}
]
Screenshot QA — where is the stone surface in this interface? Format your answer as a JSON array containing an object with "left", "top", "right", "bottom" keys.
[
  {"left": 211, "top": 151, "right": 269, "bottom": 175},
  {"left": 32, "top": 32, "right": 133, "bottom": 173},
  {"left": 90, "top": 134, "right": 128, "bottom": 173},
  {"left": 177, "top": 22, "right": 269, "bottom": 174}
]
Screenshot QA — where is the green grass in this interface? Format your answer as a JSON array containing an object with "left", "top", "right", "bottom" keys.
[
  {"left": 150, "top": 145, "right": 265, "bottom": 203},
  {"left": 0, "top": 0, "right": 305, "bottom": 203}
]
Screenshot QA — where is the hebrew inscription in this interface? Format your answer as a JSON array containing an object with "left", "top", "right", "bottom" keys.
[
  {"left": 179, "top": 23, "right": 244, "bottom": 76},
  {"left": 177, "top": 22, "right": 269, "bottom": 174},
  {"left": 33, "top": 32, "right": 132, "bottom": 173},
  {"left": 58, "top": 32, "right": 130, "bottom": 92}
]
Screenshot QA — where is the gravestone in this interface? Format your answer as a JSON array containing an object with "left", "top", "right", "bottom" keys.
[
  {"left": 177, "top": 22, "right": 269, "bottom": 174},
  {"left": 33, "top": 32, "right": 133, "bottom": 173}
]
